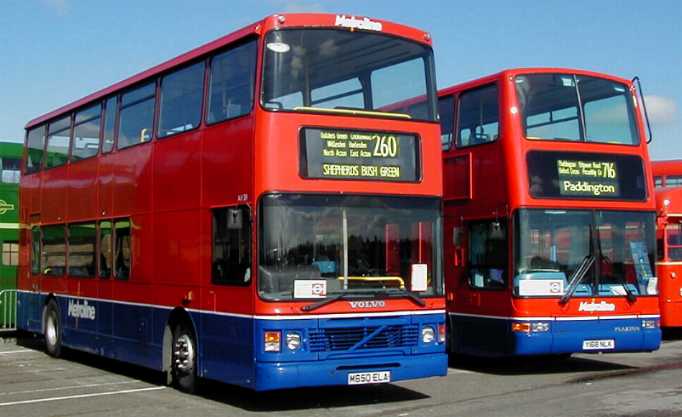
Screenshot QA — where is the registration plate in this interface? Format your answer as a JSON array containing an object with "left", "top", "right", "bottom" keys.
[
  {"left": 347, "top": 371, "right": 391, "bottom": 385},
  {"left": 582, "top": 339, "right": 615, "bottom": 350}
]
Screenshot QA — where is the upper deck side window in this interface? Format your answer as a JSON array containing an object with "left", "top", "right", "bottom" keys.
[
  {"left": 515, "top": 73, "right": 639, "bottom": 145},
  {"left": 25, "top": 126, "right": 46, "bottom": 174},
  {"left": 158, "top": 61, "right": 206, "bottom": 137},
  {"left": 46, "top": 116, "right": 72, "bottom": 169},
  {"left": 118, "top": 82, "right": 156, "bottom": 149},
  {"left": 1, "top": 156, "right": 21, "bottom": 183},
  {"left": 207, "top": 39, "right": 258, "bottom": 124},
  {"left": 457, "top": 84, "right": 500, "bottom": 147},
  {"left": 72, "top": 103, "right": 102, "bottom": 161},
  {"left": 438, "top": 95, "right": 454, "bottom": 150}
]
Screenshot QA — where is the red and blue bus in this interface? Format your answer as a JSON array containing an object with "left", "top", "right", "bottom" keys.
[
  {"left": 17, "top": 13, "right": 447, "bottom": 392},
  {"left": 653, "top": 161, "right": 682, "bottom": 327},
  {"left": 438, "top": 68, "right": 660, "bottom": 356}
]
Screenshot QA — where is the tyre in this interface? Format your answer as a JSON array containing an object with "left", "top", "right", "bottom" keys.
[
  {"left": 44, "top": 300, "right": 62, "bottom": 358},
  {"left": 171, "top": 322, "right": 197, "bottom": 393}
]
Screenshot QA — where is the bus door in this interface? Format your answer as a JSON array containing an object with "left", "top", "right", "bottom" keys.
[
  {"left": 660, "top": 220, "right": 682, "bottom": 325},
  {"left": 25, "top": 226, "right": 42, "bottom": 331},
  {"left": 451, "top": 218, "right": 509, "bottom": 354}
]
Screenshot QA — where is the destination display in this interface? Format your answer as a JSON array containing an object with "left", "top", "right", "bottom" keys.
[
  {"left": 300, "top": 128, "right": 419, "bottom": 182},
  {"left": 527, "top": 151, "right": 646, "bottom": 200}
]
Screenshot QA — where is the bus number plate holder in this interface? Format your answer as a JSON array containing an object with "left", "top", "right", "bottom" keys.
[
  {"left": 347, "top": 371, "right": 391, "bottom": 385},
  {"left": 582, "top": 339, "right": 615, "bottom": 350}
]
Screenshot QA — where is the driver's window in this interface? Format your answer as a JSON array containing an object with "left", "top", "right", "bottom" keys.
[
  {"left": 468, "top": 220, "right": 507, "bottom": 289},
  {"left": 212, "top": 206, "right": 252, "bottom": 285}
]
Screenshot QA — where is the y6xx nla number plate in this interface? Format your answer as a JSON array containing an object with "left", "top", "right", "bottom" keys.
[{"left": 582, "top": 339, "right": 615, "bottom": 350}]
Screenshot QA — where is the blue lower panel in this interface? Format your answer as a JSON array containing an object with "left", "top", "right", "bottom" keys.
[
  {"left": 254, "top": 352, "right": 446, "bottom": 391},
  {"left": 451, "top": 314, "right": 661, "bottom": 356}
]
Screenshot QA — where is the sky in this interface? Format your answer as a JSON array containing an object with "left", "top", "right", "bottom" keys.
[{"left": 1, "top": 0, "right": 680, "bottom": 160}]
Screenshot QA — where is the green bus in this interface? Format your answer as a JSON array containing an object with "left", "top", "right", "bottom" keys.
[{"left": 0, "top": 142, "right": 21, "bottom": 329}]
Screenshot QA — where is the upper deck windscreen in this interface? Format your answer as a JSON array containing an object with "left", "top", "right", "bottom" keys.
[
  {"left": 515, "top": 73, "right": 639, "bottom": 145},
  {"left": 261, "top": 29, "right": 437, "bottom": 121}
]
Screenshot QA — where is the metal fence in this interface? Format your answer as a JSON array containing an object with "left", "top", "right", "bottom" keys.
[{"left": 0, "top": 289, "right": 16, "bottom": 330}]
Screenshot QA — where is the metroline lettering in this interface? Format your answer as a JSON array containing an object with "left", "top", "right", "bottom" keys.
[
  {"left": 562, "top": 180, "right": 616, "bottom": 196},
  {"left": 67, "top": 299, "right": 96, "bottom": 320},
  {"left": 335, "top": 15, "right": 383, "bottom": 31}
]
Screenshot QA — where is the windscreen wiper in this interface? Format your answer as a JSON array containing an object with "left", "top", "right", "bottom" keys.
[
  {"left": 301, "top": 291, "right": 378, "bottom": 312},
  {"left": 560, "top": 255, "right": 595, "bottom": 305},
  {"left": 375, "top": 288, "right": 426, "bottom": 307}
]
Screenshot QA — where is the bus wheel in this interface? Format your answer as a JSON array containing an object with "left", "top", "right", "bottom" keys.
[
  {"left": 172, "top": 323, "right": 197, "bottom": 393},
  {"left": 44, "top": 300, "right": 62, "bottom": 358}
]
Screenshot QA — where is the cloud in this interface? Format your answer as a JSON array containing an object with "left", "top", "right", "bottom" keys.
[
  {"left": 42, "top": 0, "right": 69, "bottom": 16},
  {"left": 270, "top": 0, "right": 326, "bottom": 13},
  {"left": 644, "top": 95, "right": 678, "bottom": 125}
]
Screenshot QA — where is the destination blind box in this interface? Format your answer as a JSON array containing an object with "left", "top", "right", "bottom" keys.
[{"left": 299, "top": 128, "right": 420, "bottom": 182}]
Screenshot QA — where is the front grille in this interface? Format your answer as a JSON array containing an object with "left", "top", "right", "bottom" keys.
[{"left": 308, "top": 324, "right": 419, "bottom": 352}]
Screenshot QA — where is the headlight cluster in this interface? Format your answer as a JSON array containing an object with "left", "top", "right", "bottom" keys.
[
  {"left": 264, "top": 330, "right": 303, "bottom": 352},
  {"left": 511, "top": 321, "right": 551, "bottom": 333},
  {"left": 422, "top": 324, "right": 446, "bottom": 344},
  {"left": 642, "top": 319, "right": 659, "bottom": 329}
]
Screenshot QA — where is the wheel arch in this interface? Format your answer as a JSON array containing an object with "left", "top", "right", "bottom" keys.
[{"left": 162, "top": 307, "right": 199, "bottom": 381}]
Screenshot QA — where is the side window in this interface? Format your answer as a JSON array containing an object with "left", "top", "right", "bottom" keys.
[
  {"left": 667, "top": 176, "right": 682, "bottom": 187},
  {"left": 1, "top": 241, "right": 18, "bottom": 266},
  {"left": 31, "top": 227, "right": 41, "bottom": 274},
  {"left": 118, "top": 83, "right": 155, "bottom": 149},
  {"left": 457, "top": 84, "right": 499, "bottom": 147},
  {"left": 114, "top": 219, "right": 131, "bottom": 280},
  {"left": 68, "top": 223, "right": 96, "bottom": 277},
  {"left": 46, "top": 116, "right": 71, "bottom": 169},
  {"left": 654, "top": 176, "right": 663, "bottom": 188},
  {"left": 1, "top": 157, "right": 21, "bottom": 183},
  {"left": 98, "top": 221, "right": 113, "bottom": 278},
  {"left": 468, "top": 220, "right": 507, "bottom": 289},
  {"left": 438, "top": 96, "right": 454, "bottom": 150},
  {"left": 42, "top": 225, "right": 66, "bottom": 276},
  {"left": 207, "top": 40, "right": 257, "bottom": 123},
  {"left": 212, "top": 206, "right": 251, "bottom": 285},
  {"left": 102, "top": 97, "right": 117, "bottom": 153},
  {"left": 25, "top": 126, "right": 46, "bottom": 174},
  {"left": 72, "top": 103, "right": 101, "bottom": 161},
  {"left": 158, "top": 61, "right": 205, "bottom": 137}
]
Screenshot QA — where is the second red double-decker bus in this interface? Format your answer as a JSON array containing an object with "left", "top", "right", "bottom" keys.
[
  {"left": 438, "top": 68, "right": 660, "bottom": 356},
  {"left": 653, "top": 160, "right": 682, "bottom": 327},
  {"left": 17, "top": 13, "right": 447, "bottom": 392}
]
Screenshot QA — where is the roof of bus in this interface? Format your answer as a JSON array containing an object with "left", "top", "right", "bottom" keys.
[
  {"left": 0, "top": 142, "right": 24, "bottom": 158},
  {"left": 656, "top": 186, "right": 682, "bottom": 214},
  {"left": 25, "top": 13, "right": 431, "bottom": 130},
  {"left": 652, "top": 160, "right": 682, "bottom": 177},
  {"left": 438, "top": 67, "right": 633, "bottom": 97}
]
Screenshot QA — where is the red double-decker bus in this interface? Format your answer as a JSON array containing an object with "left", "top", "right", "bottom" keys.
[
  {"left": 17, "top": 13, "right": 447, "bottom": 392},
  {"left": 653, "top": 160, "right": 682, "bottom": 327},
  {"left": 652, "top": 159, "right": 682, "bottom": 188},
  {"left": 438, "top": 68, "right": 660, "bottom": 356}
]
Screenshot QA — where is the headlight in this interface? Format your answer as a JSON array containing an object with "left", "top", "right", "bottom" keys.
[
  {"left": 531, "top": 322, "right": 550, "bottom": 332},
  {"left": 264, "top": 331, "right": 281, "bottom": 352},
  {"left": 422, "top": 326, "right": 435, "bottom": 344},
  {"left": 286, "top": 332, "right": 301, "bottom": 351},
  {"left": 642, "top": 319, "right": 658, "bottom": 329}
]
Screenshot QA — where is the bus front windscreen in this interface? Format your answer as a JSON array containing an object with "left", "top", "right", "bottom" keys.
[
  {"left": 515, "top": 209, "right": 657, "bottom": 298},
  {"left": 261, "top": 29, "right": 437, "bottom": 121},
  {"left": 258, "top": 194, "right": 442, "bottom": 301},
  {"left": 515, "top": 73, "right": 640, "bottom": 145}
]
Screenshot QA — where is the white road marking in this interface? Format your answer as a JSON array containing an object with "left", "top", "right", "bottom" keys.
[
  {"left": 0, "top": 350, "right": 34, "bottom": 355},
  {"left": 0, "top": 386, "right": 165, "bottom": 407},
  {"left": 0, "top": 381, "right": 138, "bottom": 396},
  {"left": 448, "top": 368, "right": 475, "bottom": 375}
]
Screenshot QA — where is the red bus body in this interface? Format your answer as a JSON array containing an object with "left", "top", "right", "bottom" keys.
[
  {"left": 653, "top": 159, "right": 682, "bottom": 188},
  {"left": 653, "top": 161, "right": 682, "bottom": 327},
  {"left": 439, "top": 68, "right": 660, "bottom": 356},
  {"left": 17, "top": 14, "right": 447, "bottom": 390}
]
